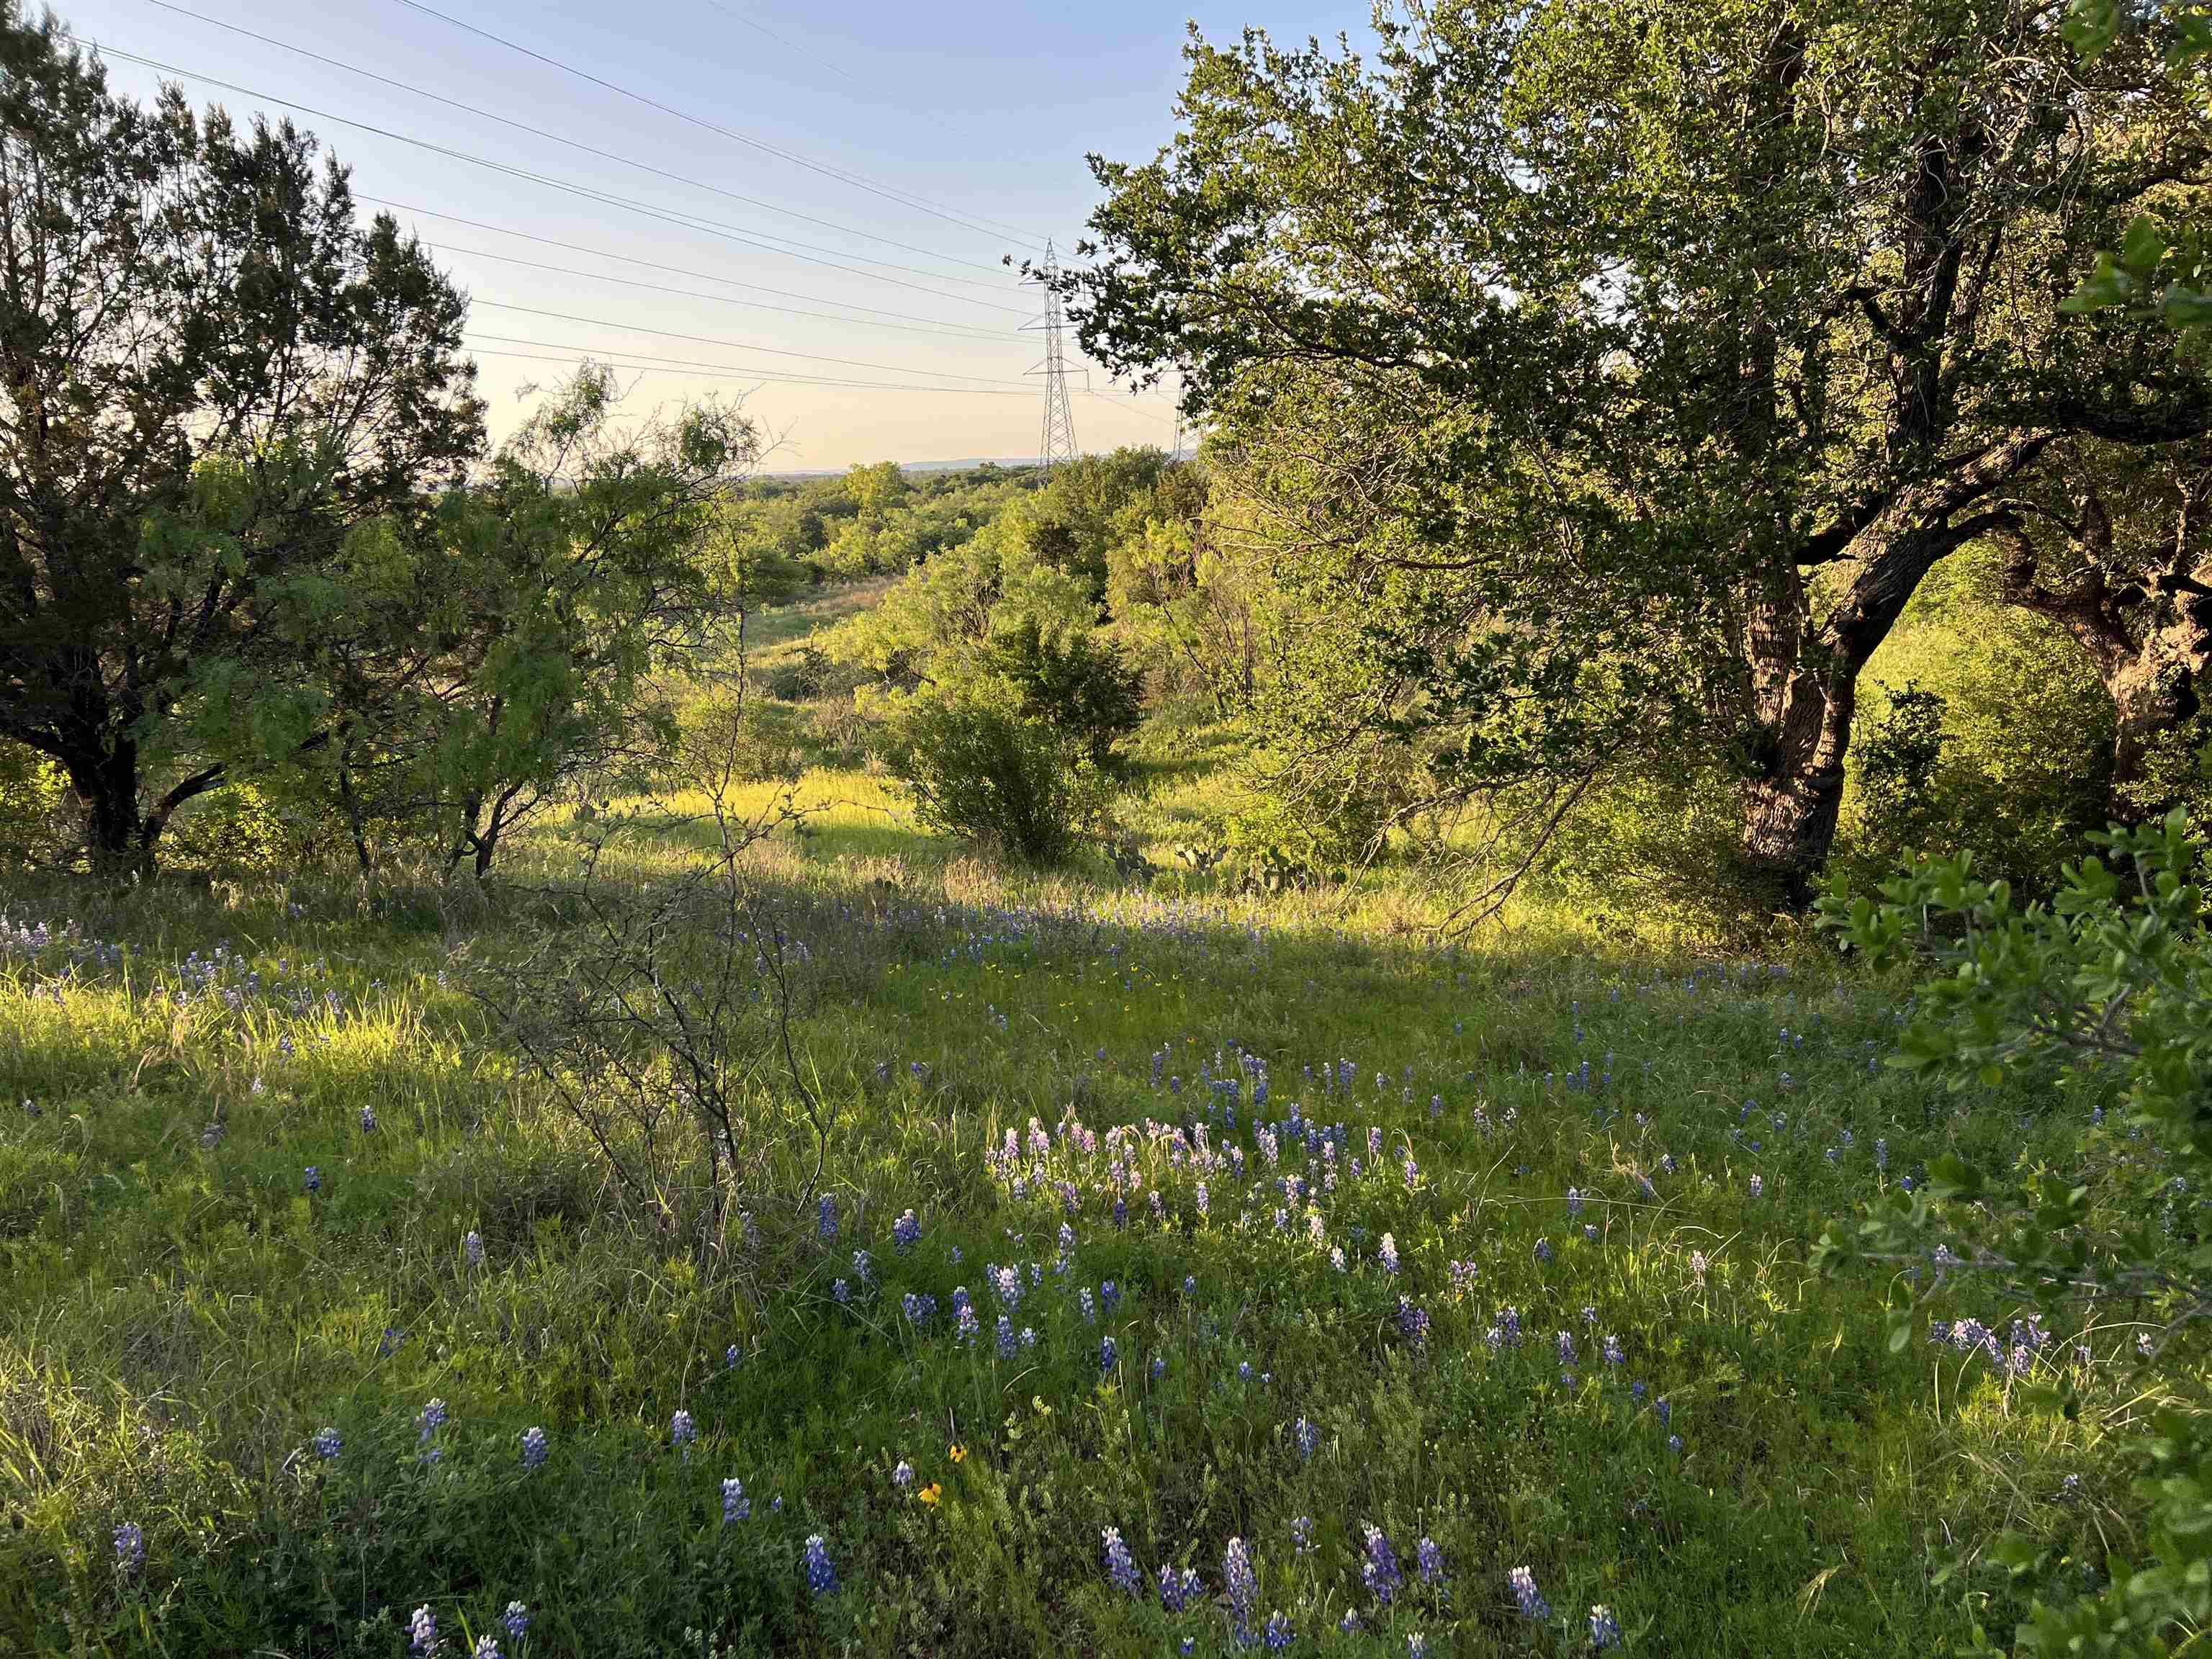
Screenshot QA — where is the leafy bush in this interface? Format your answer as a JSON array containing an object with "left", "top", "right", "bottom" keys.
[
  {"left": 976, "top": 616, "right": 1142, "bottom": 765},
  {"left": 1817, "top": 811, "right": 2212, "bottom": 1655},
  {"left": 885, "top": 691, "right": 1112, "bottom": 864}
]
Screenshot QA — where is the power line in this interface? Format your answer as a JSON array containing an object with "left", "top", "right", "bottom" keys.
[
  {"left": 466, "top": 341, "right": 1038, "bottom": 397},
  {"left": 422, "top": 243, "right": 1019, "bottom": 341},
  {"left": 75, "top": 38, "right": 1030, "bottom": 315},
  {"left": 469, "top": 303, "right": 1040, "bottom": 387},
  {"left": 141, "top": 0, "right": 1011, "bottom": 277},
  {"left": 388, "top": 0, "right": 1048, "bottom": 251},
  {"left": 1028, "top": 241, "right": 1080, "bottom": 475},
  {"left": 357, "top": 198, "right": 1023, "bottom": 337}
]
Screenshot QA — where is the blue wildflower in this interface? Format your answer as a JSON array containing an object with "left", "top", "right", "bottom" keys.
[
  {"left": 1509, "top": 1565, "right": 1550, "bottom": 1620},
  {"left": 521, "top": 1426, "right": 549, "bottom": 1469},
  {"left": 312, "top": 1426, "right": 342, "bottom": 1461},
  {"left": 803, "top": 1533, "right": 839, "bottom": 1597},
  {"left": 1102, "top": 1526, "right": 1142, "bottom": 1594},
  {"left": 113, "top": 1521, "right": 144, "bottom": 1575},
  {"left": 671, "top": 1410, "right": 696, "bottom": 1460},
  {"left": 724, "top": 1476, "right": 750, "bottom": 1521}
]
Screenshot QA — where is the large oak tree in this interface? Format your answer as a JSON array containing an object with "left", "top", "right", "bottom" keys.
[{"left": 1069, "top": 0, "right": 2212, "bottom": 900}]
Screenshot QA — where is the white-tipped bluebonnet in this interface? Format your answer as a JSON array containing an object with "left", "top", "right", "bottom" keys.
[
  {"left": 1295, "top": 1415, "right": 1318, "bottom": 1459},
  {"left": 724, "top": 1476, "right": 750, "bottom": 1521},
  {"left": 1225, "top": 1536, "right": 1257, "bottom": 1634},
  {"left": 1378, "top": 1233, "right": 1400, "bottom": 1274},
  {"left": 1534, "top": 1237, "right": 1553, "bottom": 1265},
  {"left": 1406, "top": 1636, "right": 1427, "bottom": 1659},
  {"left": 113, "top": 1521, "right": 144, "bottom": 1575},
  {"left": 1361, "top": 1524, "right": 1402, "bottom": 1604},
  {"left": 1416, "top": 1536, "right": 1446, "bottom": 1586},
  {"left": 996, "top": 1316, "right": 1016, "bottom": 1359},
  {"left": 1159, "top": 1563, "right": 1200, "bottom": 1612},
  {"left": 1748, "top": 1174, "right": 1764, "bottom": 1199},
  {"left": 359, "top": 1105, "right": 377, "bottom": 1133},
  {"left": 671, "top": 1410, "right": 697, "bottom": 1460},
  {"left": 1590, "top": 1605, "right": 1622, "bottom": 1647},
  {"left": 851, "top": 1249, "right": 874, "bottom": 1286},
  {"left": 1509, "top": 1565, "right": 1550, "bottom": 1620},
  {"left": 304, "top": 1166, "right": 323, "bottom": 1193},
  {"left": 892, "top": 1460, "right": 912, "bottom": 1491},
  {"left": 1150, "top": 1354, "right": 1167, "bottom": 1380},
  {"left": 312, "top": 1426, "right": 342, "bottom": 1461},
  {"left": 1602, "top": 1334, "right": 1625, "bottom": 1367},
  {"left": 472, "top": 1637, "right": 500, "bottom": 1659},
  {"left": 521, "top": 1426, "right": 549, "bottom": 1469},
  {"left": 464, "top": 1231, "right": 485, "bottom": 1268},
  {"left": 502, "top": 1601, "right": 529, "bottom": 1642},
  {"left": 1102, "top": 1526, "right": 1141, "bottom": 1593},
  {"left": 1291, "top": 1515, "right": 1314, "bottom": 1555},
  {"left": 832, "top": 1279, "right": 851, "bottom": 1305},
  {"left": 1263, "top": 1611, "right": 1294, "bottom": 1650},
  {"left": 892, "top": 1208, "right": 920, "bottom": 1252},
  {"left": 409, "top": 1606, "right": 438, "bottom": 1655},
  {"left": 804, "top": 1533, "right": 839, "bottom": 1596},
  {"left": 725, "top": 1343, "right": 743, "bottom": 1370},
  {"left": 1100, "top": 1335, "right": 1119, "bottom": 1374},
  {"left": 1101, "top": 1279, "right": 1121, "bottom": 1315},
  {"left": 1668, "top": 1434, "right": 1683, "bottom": 1455},
  {"left": 1396, "top": 1298, "right": 1430, "bottom": 1346}
]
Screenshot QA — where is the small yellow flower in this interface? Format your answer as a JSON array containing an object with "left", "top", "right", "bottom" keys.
[
  {"left": 917, "top": 1482, "right": 942, "bottom": 1506},
  {"left": 949, "top": 1442, "right": 968, "bottom": 1463}
]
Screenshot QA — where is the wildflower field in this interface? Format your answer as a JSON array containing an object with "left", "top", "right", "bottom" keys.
[{"left": 0, "top": 734, "right": 2177, "bottom": 1657}]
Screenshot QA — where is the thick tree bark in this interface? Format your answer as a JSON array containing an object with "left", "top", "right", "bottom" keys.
[{"left": 1994, "top": 504, "right": 2212, "bottom": 814}]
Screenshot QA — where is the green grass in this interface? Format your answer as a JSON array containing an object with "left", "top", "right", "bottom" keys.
[{"left": 0, "top": 594, "right": 2137, "bottom": 1658}]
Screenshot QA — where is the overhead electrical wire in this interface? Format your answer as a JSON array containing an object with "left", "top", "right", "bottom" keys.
[
  {"left": 73, "top": 38, "right": 1032, "bottom": 315},
  {"left": 468, "top": 302, "right": 1040, "bottom": 387},
  {"left": 464, "top": 341, "right": 1039, "bottom": 397},
  {"left": 141, "top": 0, "right": 1011, "bottom": 276},
  {"left": 356, "top": 198, "right": 1025, "bottom": 337},
  {"left": 388, "top": 0, "right": 1048, "bottom": 251},
  {"left": 421, "top": 243, "right": 1021, "bottom": 341}
]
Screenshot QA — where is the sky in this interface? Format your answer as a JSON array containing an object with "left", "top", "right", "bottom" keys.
[{"left": 62, "top": 0, "right": 1377, "bottom": 470}]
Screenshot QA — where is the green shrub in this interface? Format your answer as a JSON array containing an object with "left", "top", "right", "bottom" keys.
[{"left": 885, "top": 691, "right": 1112, "bottom": 864}]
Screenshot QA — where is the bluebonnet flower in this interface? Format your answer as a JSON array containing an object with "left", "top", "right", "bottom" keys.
[
  {"left": 472, "top": 1637, "right": 500, "bottom": 1659},
  {"left": 359, "top": 1105, "right": 378, "bottom": 1133},
  {"left": 1225, "top": 1537, "right": 1258, "bottom": 1634},
  {"left": 1291, "top": 1515, "right": 1314, "bottom": 1555},
  {"left": 1748, "top": 1174, "right": 1764, "bottom": 1199},
  {"left": 803, "top": 1534, "right": 839, "bottom": 1596},
  {"left": 892, "top": 1460, "right": 913, "bottom": 1491},
  {"left": 1361, "top": 1523, "right": 1403, "bottom": 1604},
  {"left": 1556, "top": 1330, "right": 1578, "bottom": 1367},
  {"left": 1583, "top": 1223, "right": 1599, "bottom": 1244},
  {"left": 1534, "top": 1237, "right": 1554, "bottom": 1265},
  {"left": 892, "top": 1208, "right": 920, "bottom": 1252},
  {"left": 1567, "top": 1186, "right": 1585, "bottom": 1218},
  {"left": 956, "top": 1303, "right": 981, "bottom": 1344},
  {"left": 303, "top": 1166, "right": 322, "bottom": 1193},
  {"left": 1102, "top": 1526, "right": 1141, "bottom": 1593},
  {"left": 1602, "top": 1334, "right": 1625, "bottom": 1367},
  {"left": 1159, "top": 1563, "right": 1200, "bottom": 1612},
  {"left": 725, "top": 1343, "right": 743, "bottom": 1370},
  {"left": 851, "top": 1249, "right": 874, "bottom": 1286},
  {"left": 1100, "top": 1335, "right": 1119, "bottom": 1374},
  {"left": 1689, "top": 1251, "right": 1708, "bottom": 1283},
  {"left": 1295, "top": 1416, "right": 1318, "bottom": 1459},
  {"left": 1238, "top": 1360, "right": 1254, "bottom": 1382},
  {"left": 1406, "top": 1637, "right": 1427, "bottom": 1659},
  {"left": 1021, "top": 1326, "right": 1037, "bottom": 1348},
  {"left": 521, "top": 1426, "right": 548, "bottom": 1469},
  {"left": 1263, "top": 1611, "right": 1294, "bottom": 1650},
  {"left": 1378, "top": 1233, "right": 1400, "bottom": 1274},
  {"left": 1080, "top": 1288, "right": 1097, "bottom": 1323},
  {"left": 113, "top": 1521, "right": 144, "bottom": 1575},
  {"left": 1591, "top": 1605, "right": 1622, "bottom": 1648},
  {"left": 1416, "top": 1536, "right": 1446, "bottom": 1586},
  {"left": 832, "top": 1279, "right": 851, "bottom": 1305},
  {"left": 1668, "top": 1434, "right": 1683, "bottom": 1455},
  {"left": 1339, "top": 1611, "right": 1363, "bottom": 1635},
  {"left": 670, "top": 1411, "right": 698, "bottom": 1460},
  {"left": 1396, "top": 1298, "right": 1430, "bottom": 1346},
  {"left": 1874, "top": 1138, "right": 1889, "bottom": 1172},
  {"left": 409, "top": 1605, "right": 437, "bottom": 1655},
  {"left": 994, "top": 1264, "right": 1023, "bottom": 1310},
  {"left": 1151, "top": 1354, "right": 1167, "bottom": 1380},
  {"left": 901, "top": 1292, "right": 935, "bottom": 1325},
  {"left": 997, "top": 1316, "right": 1017, "bottom": 1358},
  {"left": 818, "top": 1195, "right": 839, "bottom": 1242},
  {"left": 1330, "top": 1246, "right": 1347, "bottom": 1272},
  {"left": 1182, "top": 1274, "right": 1197, "bottom": 1295},
  {"left": 1509, "top": 1565, "right": 1550, "bottom": 1620},
  {"left": 1102, "top": 1279, "right": 1121, "bottom": 1315},
  {"left": 721, "top": 1474, "right": 751, "bottom": 1521},
  {"left": 464, "top": 1231, "right": 485, "bottom": 1268},
  {"left": 503, "top": 1601, "right": 529, "bottom": 1642},
  {"left": 313, "top": 1426, "right": 342, "bottom": 1461}
]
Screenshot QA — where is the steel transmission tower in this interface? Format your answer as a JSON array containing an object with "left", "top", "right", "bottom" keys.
[{"left": 1027, "top": 240, "right": 1080, "bottom": 475}]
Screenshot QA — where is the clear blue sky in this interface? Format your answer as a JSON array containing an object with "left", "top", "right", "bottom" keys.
[{"left": 63, "top": 0, "right": 1376, "bottom": 469}]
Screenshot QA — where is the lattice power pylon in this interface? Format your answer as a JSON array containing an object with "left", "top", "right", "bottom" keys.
[{"left": 1027, "top": 240, "right": 1081, "bottom": 476}]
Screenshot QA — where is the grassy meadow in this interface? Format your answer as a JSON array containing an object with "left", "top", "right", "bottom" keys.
[{"left": 0, "top": 595, "right": 2151, "bottom": 1659}]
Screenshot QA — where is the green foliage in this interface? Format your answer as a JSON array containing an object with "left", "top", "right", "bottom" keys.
[
  {"left": 975, "top": 616, "right": 1142, "bottom": 766},
  {"left": 1070, "top": 0, "right": 2212, "bottom": 896},
  {"left": 1816, "top": 813, "right": 2212, "bottom": 1653},
  {"left": 0, "top": 8, "right": 482, "bottom": 872},
  {"left": 884, "top": 689, "right": 1113, "bottom": 864}
]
